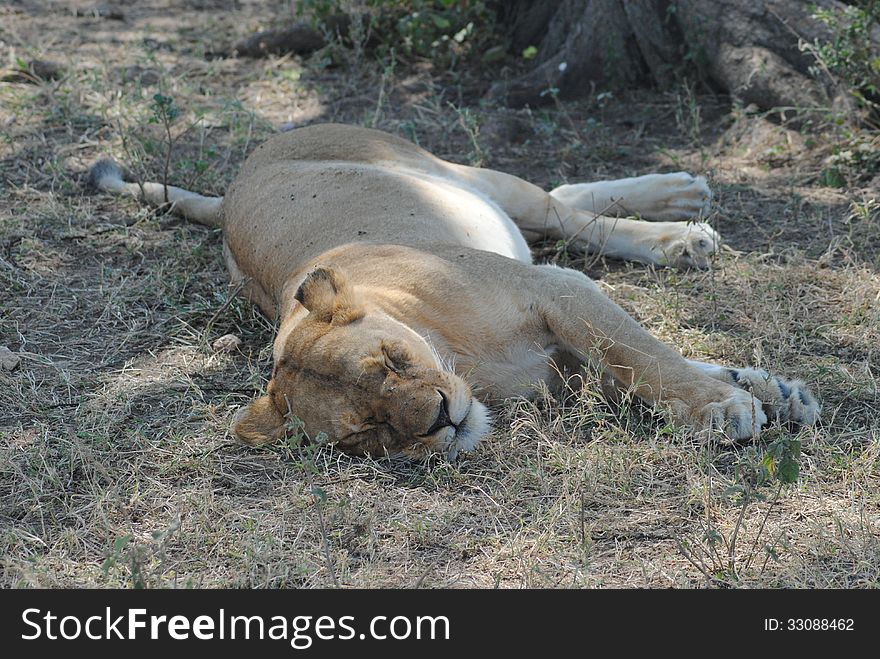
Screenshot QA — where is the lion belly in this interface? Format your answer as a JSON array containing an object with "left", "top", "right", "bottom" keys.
[
  {"left": 222, "top": 161, "right": 533, "bottom": 299},
  {"left": 378, "top": 164, "right": 533, "bottom": 265}
]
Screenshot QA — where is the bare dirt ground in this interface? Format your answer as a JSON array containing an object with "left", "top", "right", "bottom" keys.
[{"left": 2, "top": 0, "right": 878, "bottom": 588}]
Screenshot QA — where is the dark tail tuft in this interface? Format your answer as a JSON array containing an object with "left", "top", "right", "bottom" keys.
[{"left": 87, "top": 158, "right": 124, "bottom": 190}]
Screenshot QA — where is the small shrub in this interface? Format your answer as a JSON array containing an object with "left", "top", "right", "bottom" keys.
[
  {"left": 297, "top": 0, "right": 498, "bottom": 65},
  {"left": 807, "top": 1, "right": 880, "bottom": 124}
]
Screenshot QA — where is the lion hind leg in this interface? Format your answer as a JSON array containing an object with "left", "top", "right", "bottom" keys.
[
  {"left": 445, "top": 163, "right": 719, "bottom": 268},
  {"left": 550, "top": 173, "right": 711, "bottom": 222}
]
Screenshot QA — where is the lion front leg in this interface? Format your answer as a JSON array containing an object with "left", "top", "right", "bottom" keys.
[{"left": 531, "top": 265, "right": 789, "bottom": 440}]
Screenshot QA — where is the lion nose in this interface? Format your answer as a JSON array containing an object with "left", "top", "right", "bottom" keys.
[{"left": 424, "top": 390, "right": 454, "bottom": 435}]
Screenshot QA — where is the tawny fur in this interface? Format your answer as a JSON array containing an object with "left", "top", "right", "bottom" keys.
[{"left": 90, "top": 123, "right": 819, "bottom": 458}]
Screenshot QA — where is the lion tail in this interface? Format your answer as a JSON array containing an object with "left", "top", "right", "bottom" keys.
[{"left": 87, "top": 158, "right": 224, "bottom": 227}]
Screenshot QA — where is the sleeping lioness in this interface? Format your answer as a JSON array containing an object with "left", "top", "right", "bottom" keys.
[{"left": 89, "top": 123, "right": 820, "bottom": 459}]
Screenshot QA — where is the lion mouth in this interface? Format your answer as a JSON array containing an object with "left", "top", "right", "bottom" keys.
[{"left": 444, "top": 398, "right": 491, "bottom": 460}]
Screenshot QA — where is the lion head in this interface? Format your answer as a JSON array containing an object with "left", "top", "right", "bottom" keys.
[{"left": 232, "top": 267, "right": 490, "bottom": 459}]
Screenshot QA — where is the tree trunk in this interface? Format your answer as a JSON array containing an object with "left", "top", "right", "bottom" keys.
[{"left": 491, "top": 0, "right": 848, "bottom": 113}]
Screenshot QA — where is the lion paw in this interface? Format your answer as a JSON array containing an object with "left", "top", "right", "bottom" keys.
[
  {"left": 635, "top": 172, "right": 712, "bottom": 221},
  {"left": 723, "top": 368, "right": 821, "bottom": 426},
  {"left": 688, "top": 361, "right": 821, "bottom": 432},
  {"left": 650, "top": 222, "right": 721, "bottom": 269},
  {"left": 697, "top": 389, "right": 769, "bottom": 441}
]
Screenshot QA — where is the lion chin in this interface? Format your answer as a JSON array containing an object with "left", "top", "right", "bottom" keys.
[{"left": 438, "top": 399, "right": 491, "bottom": 460}]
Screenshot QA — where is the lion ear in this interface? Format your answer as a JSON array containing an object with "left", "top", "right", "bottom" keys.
[
  {"left": 294, "top": 266, "right": 362, "bottom": 324},
  {"left": 233, "top": 395, "right": 286, "bottom": 445},
  {"left": 295, "top": 267, "right": 344, "bottom": 315}
]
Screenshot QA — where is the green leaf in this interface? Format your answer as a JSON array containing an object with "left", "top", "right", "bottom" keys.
[
  {"left": 819, "top": 167, "right": 846, "bottom": 188},
  {"left": 453, "top": 24, "right": 471, "bottom": 43},
  {"left": 430, "top": 13, "right": 451, "bottom": 30},
  {"left": 777, "top": 453, "right": 800, "bottom": 484},
  {"left": 522, "top": 45, "right": 538, "bottom": 60},
  {"left": 766, "top": 438, "right": 801, "bottom": 484}
]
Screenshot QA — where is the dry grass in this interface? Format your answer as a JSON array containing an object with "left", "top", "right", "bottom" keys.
[{"left": 2, "top": 0, "right": 878, "bottom": 589}]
